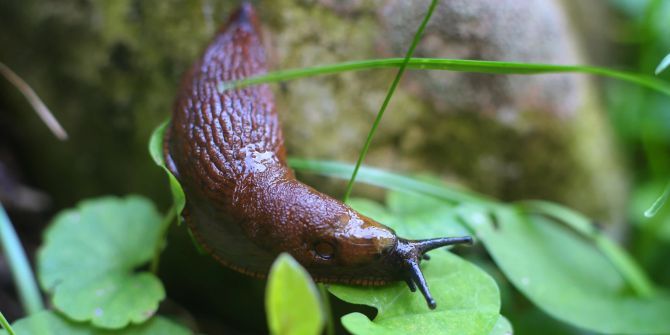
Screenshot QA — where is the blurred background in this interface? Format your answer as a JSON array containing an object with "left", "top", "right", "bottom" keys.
[{"left": 0, "top": 0, "right": 669, "bottom": 333}]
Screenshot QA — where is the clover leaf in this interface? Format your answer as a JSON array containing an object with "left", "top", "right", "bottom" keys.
[
  {"left": 37, "top": 196, "right": 166, "bottom": 329},
  {"left": 0, "top": 311, "right": 190, "bottom": 335},
  {"left": 329, "top": 251, "right": 501, "bottom": 335}
]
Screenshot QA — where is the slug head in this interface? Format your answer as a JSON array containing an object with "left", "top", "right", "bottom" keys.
[{"left": 300, "top": 209, "right": 473, "bottom": 309}]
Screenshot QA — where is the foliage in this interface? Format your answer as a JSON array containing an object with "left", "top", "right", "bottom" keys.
[
  {"left": 265, "top": 253, "right": 325, "bottom": 335},
  {"left": 475, "top": 206, "right": 670, "bottom": 334},
  {"left": 37, "top": 196, "right": 166, "bottom": 329},
  {"left": 291, "top": 159, "right": 670, "bottom": 334},
  {"left": 148, "top": 120, "right": 185, "bottom": 225},
  {"left": 330, "top": 194, "right": 502, "bottom": 335},
  {"left": 3, "top": 1, "right": 670, "bottom": 334},
  {"left": 0, "top": 311, "right": 190, "bottom": 335}
]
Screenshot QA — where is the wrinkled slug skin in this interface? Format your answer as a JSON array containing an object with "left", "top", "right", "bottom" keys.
[{"left": 164, "top": 4, "right": 403, "bottom": 284}]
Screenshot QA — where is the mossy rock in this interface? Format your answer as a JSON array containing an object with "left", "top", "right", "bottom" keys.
[{"left": 0, "top": 0, "right": 625, "bottom": 222}]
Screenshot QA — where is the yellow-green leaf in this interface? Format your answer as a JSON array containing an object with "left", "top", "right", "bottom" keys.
[{"left": 265, "top": 253, "right": 325, "bottom": 335}]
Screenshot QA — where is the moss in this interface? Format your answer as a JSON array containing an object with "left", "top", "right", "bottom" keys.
[{"left": 0, "top": 0, "right": 627, "bottom": 223}]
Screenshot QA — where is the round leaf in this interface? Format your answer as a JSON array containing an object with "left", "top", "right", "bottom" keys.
[
  {"left": 329, "top": 251, "right": 501, "bottom": 335},
  {"left": 0, "top": 311, "right": 191, "bottom": 335},
  {"left": 38, "top": 196, "right": 166, "bottom": 329},
  {"left": 335, "top": 192, "right": 500, "bottom": 335},
  {"left": 266, "top": 253, "right": 325, "bottom": 335}
]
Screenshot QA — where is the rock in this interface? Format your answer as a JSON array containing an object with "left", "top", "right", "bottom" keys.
[
  {"left": 0, "top": 0, "right": 626, "bottom": 221},
  {"left": 266, "top": 0, "right": 627, "bottom": 224}
]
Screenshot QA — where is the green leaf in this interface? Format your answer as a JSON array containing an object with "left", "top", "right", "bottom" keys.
[
  {"left": 149, "top": 120, "right": 185, "bottom": 224},
  {"left": 265, "top": 253, "right": 325, "bottom": 335},
  {"left": 464, "top": 205, "right": 670, "bottom": 334},
  {"left": 519, "top": 200, "right": 655, "bottom": 297},
  {"left": 329, "top": 194, "right": 500, "bottom": 335},
  {"left": 38, "top": 196, "right": 166, "bottom": 329},
  {"left": 293, "top": 159, "right": 669, "bottom": 334},
  {"left": 0, "top": 311, "right": 191, "bottom": 335},
  {"left": 655, "top": 53, "right": 670, "bottom": 75},
  {"left": 488, "top": 316, "right": 513, "bottom": 335},
  {"left": 329, "top": 252, "right": 500, "bottom": 335},
  {"left": 292, "top": 160, "right": 653, "bottom": 295}
]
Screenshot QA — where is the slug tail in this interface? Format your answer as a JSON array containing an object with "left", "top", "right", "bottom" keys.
[{"left": 223, "top": 2, "right": 261, "bottom": 35}]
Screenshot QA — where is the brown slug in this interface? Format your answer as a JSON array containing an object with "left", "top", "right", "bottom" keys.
[{"left": 164, "top": 3, "right": 472, "bottom": 309}]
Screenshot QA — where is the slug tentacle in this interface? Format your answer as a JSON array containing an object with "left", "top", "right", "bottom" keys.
[
  {"left": 391, "top": 236, "right": 473, "bottom": 309},
  {"left": 165, "top": 2, "right": 474, "bottom": 310}
]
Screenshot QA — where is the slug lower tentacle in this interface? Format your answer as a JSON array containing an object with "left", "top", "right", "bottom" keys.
[{"left": 164, "top": 3, "right": 472, "bottom": 309}]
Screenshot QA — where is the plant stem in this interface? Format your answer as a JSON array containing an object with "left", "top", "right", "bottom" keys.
[
  {"left": 0, "top": 62, "right": 67, "bottom": 140},
  {"left": 150, "top": 205, "right": 177, "bottom": 274},
  {"left": 0, "top": 203, "right": 43, "bottom": 315},
  {"left": 343, "top": 0, "right": 439, "bottom": 202},
  {"left": 0, "top": 311, "right": 16, "bottom": 335}
]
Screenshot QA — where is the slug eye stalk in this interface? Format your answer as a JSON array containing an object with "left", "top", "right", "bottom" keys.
[{"left": 397, "top": 236, "right": 474, "bottom": 309}]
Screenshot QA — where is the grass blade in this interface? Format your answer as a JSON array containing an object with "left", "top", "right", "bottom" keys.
[
  {"left": 644, "top": 182, "right": 670, "bottom": 218},
  {"left": 219, "top": 58, "right": 670, "bottom": 97},
  {"left": 0, "top": 311, "right": 16, "bottom": 335},
  {"left": 655, "top": 53, "right": 670, "bottom": 75},
  {"left": 0, "top": 62, "right": 68, "bottom": 140},
  {"left": 0, "top": 203, "right": 43, "bottom": 314},
  {"left": 343, "top": 0, "right": 439, "bottom": 202},
  {"left": 289, "top": 158, "right": 490, "bottom": 205}
]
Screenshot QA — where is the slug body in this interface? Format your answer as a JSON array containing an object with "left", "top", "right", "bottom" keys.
[{"left": 165, "top": 4, "right": 471, "bottom": 309}]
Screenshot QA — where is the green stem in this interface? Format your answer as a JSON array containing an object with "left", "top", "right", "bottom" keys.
[
  {"left": 342, "top": 0, "right": 439, "bottom": 202},
  {"left": 218, "top": 58, "right": 670, "bottom": 97},
  {"left": 0, "top": 312, "right": 16, "bottom": 335},
  {"left": 0, "top": 203, "right": 43, "bottom": 315},
  {"left": 318, "top": 284, "right": 335, "bottom": 335},
  {"left": 150, "top": 205, "right": 177, "bottom": 274}
]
